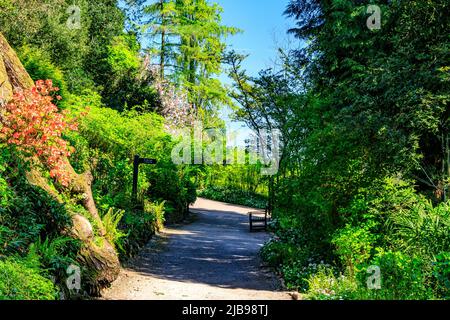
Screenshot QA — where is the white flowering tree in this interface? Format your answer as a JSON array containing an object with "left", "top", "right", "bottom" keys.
[{"left": 148, "top": 63, "right": 196, "bottom": 131}]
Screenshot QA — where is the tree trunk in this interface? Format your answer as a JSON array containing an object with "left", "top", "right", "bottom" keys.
[
  {"left": 0, "top": 32, "right": 33, "bottom": 101},
  {"left": 160, "top": 0, "right": 166, "bottom": 80},
  {"left": 0, "top": 32, "right": 119, "bottom": 293}
]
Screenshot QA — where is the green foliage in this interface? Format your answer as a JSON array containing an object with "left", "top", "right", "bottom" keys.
[
  {"left": 0, "top": 143, "right": 79, "bottom": 296},
  {"left": 282, "top": 261, "right": 334, "bottom": 293},
  {"left": 18, "top": 46, "right": 67, "bottom": 101},
  {"left": 0, "top": 145, "right": 14, "bottom": 208},
  {"left": 0, "top": 258, "right": 57, "bottom": 300},
  {"left": 264, "top": 177, "right": 450, "bottom": 299},
  {"left": 261, "top": 214, "right": 335, "bottom": 292},
  {"left": 197, "top": 158, "right": 269, "bottom": 209},
  {"left": 261, "top": 239, "right": 300, "bottom": 268},
  {"left": 63, "top": 130, "right": 91, "bottom": 174},
  {"left": 305, "top": 266, "right": 357, "bottom": 300},
  {"left": 2, "top": 0, "right": 447, "bottom": 301},
  {"left": 71, "top": 97, "right": 168, "bottom": 157},
  {"left": 0, "top": 0, "right": 89, "bottom": 73},
  {"left": 82, "top": 0, "right": 127, "bottom": 88},
  {"left": 0, "top": 0, "right": 127, "bottom": 99},
  {"left": 102, "top": 34, "right": 157, "bottom": 111},
  {"left": 433, "top": 252, "right": 450, "bottom": 298},
  {"left": 27, "top": 236, "right": 79, "bottom": 294},
  {"left": 0, "top": 162, "right": 72, "bottom": 255},
  {"left": 357, "top": 250, "right": 432, "bottom": 300},
  {"left": 144, "top": 200, "right": 165, "bottom": 231},
  {"left": 245, "top": 0, "right": 450, "bottom": 300},
  {"left": 107, "top": 35, "right": 140, "bottom": 74},
  {"left": 386, "top": 199, "right": 450, "bottom": 263},
  {"left": 147, "top": 165, "right": 197, "bottom": 222},
  {"left": 67, "top": 92, "right": 195, "bottom": 250},
  {"left": 141, "top": 0, "right": 240, "bottom": 111},
  {"left": 0, "top": 0, "right": 12, "bottom": 9},
  {"left": 332, "top": 225, "right": 376, "bottom": 275},
  {"left": 121, "top": 201, "right": 165, "bottom": 258},
  {"left": 0, "top": 0, "right": 151, "bottom": 109},
  {"left": 341, "top": 179, "right": 450, "bottom": 265},
  {"left": 29, "top": 237, "right": 78, "bottom": 273},
  {"left": 101, "top": 208, "right": 127, "bottom": 252},
  {"left": 305, "top": 251, "right": 432, "bottom": 300}
]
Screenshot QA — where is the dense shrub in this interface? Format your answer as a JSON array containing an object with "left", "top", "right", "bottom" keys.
[
  {"left": 331, "top": 225, "right": 377, "bottom": 275},
  {"left": 433, "top": 252, "right": 450, "bottom": 299},
  {"left": 261, "top": 238, "right": 300, "bottom": 268},
  {"left": 357, "top": 250, "right": 432, "bottom": 300},
  {"left": 148, "top": 166, "right": 197, "bottom": 222},
  {"left": 305, "top": 266, "right": 357, "bottom": 300},
  {"left": 120, "top": 201, "right": 165, "bottom": 258},
  {"left": 0, "top": 138, "right": 78, "bottom": 297},
  {"left": 28, "top": 236, "right": 79, "bottom": 291},
  {"left": 0, "top": 146, "right": 13, "bottom": 207},
  {"left": 101, "top": 208, "right": 127, "bottom": 253},
  {"left": 69, "top": 97, "right": 196, "bottom": 222},
  {"left": 65, "top": 93, "right": 196, "bottom": 257},
  {"left": 0, "top": 258, "right": 57, "bottom": 300},
  {"left": 282, "top": 260, "right": 334, "bottom": 292},
  {"left": 305, "top": 251, "right": 432, "bottom": 300},
  {"left": 101, "top": 34, "right": 157, "bottom": 111},
  {"left": 264, "top": 178, "right": 450, "bottom": 299},
  {"left": 386, "top": 199, "right": 450, "bottom": 263},
  {"left": 19, "top": 46, "right": 67, "bottom": 101},
  {"left": 0, "top": 174, "right": 72, "bottom": 257}
]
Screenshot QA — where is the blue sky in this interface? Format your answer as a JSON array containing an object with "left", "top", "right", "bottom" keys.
[
  {"left": 127, "top": 0, "right": 299, "bottom": 142},
  {"left": 216, "top": 0, "right": 295, "bottom": 77},
  {"left": 214, "top": 0, "right": 297, "bottom": 140}
]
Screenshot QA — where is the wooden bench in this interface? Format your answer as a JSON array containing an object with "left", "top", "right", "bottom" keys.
[{"left": 248, "top": 206, "right": 270, "bottom": 232}]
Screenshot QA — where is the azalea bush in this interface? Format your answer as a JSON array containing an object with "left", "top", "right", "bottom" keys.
[{"left": 0, "top": 80, "right": 78, "bottom": 186}]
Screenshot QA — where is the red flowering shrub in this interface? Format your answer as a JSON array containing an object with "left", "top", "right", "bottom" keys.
[{"left": 0, "top": 80, "right": 78, "bottom": 186}]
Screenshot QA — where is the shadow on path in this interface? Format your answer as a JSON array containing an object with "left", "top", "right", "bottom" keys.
[{"left": 102, "top": 198, "right": 288, "bottom": 300}]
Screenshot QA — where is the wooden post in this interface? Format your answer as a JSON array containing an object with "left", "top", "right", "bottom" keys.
[
  {"left": 264, "top": 207, "right": 268, "bottom": 230},
  {"left": 132, "top": 155, "right": 157, "bottom": 203},
  {"left": 268, "top": 175, "right": 274, "bottom": 215},
  {"left": 132, "top": 155, "right": 140, "bottom": 202}
]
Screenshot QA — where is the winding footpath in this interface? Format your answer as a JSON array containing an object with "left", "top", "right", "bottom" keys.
[{"left": 102, "top": 198, "right": 290, "bottom": 300}]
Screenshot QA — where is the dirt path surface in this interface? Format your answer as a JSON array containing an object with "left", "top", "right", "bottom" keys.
[{"left": 102, "top": 198, "right": 290, "bottom": 300}]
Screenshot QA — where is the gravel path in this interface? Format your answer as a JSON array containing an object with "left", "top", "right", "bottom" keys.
[{"left": 102, "top": 198, "right": 290, "bottom": 300}]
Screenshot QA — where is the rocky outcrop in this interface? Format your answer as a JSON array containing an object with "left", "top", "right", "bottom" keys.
[{"left": 0, "top": 32, "right": 120, "bottom": 294}]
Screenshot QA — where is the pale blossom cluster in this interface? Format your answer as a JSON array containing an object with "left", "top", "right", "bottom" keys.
[{"left": 146, "top": 63, "right": 196, "bottom": 132}]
